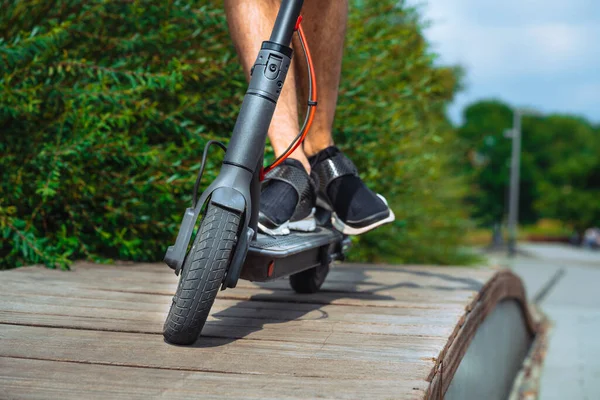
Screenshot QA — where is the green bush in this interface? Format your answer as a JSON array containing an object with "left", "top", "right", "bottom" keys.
[{"left": 1, "top": 0, "right": 472, "bottom": 269}]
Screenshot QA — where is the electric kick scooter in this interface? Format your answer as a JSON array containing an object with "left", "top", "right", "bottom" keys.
[{"left": 163, "top": 0, "right": 349, "bottom": 345}]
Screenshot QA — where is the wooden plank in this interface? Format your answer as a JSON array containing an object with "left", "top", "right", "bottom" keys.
[
  {"left": 0, "top": 308, "right": 453, "bottom": 344},
  {"left": 0, "top": 325, "right": 434, "bottom": 380},
  {"left": 0, "top": 357, "right": 428, "bottom": 400},
  {"left": 48, "top": 260, "right": 497, "bottom": 278},
  {"left": 0, "top": 292, "right": 465, "bottom": 321},
  {"left": 2, "top": 264, "right": 489, "bottom": 297},
  {"left": 5, "top": 262, "right": 496, "bottom": 290},
  {"left": 0, "top": 296, "right": 463, "bottom": 339},
  {"left": 0, "top": 272, "right": 480, "bottom": 309},
  {"left": 0, "top": 311, "right": 450, "bottom": 356},
  {"left": 0, "top": 278, "right": 477, "bottom": 310}
]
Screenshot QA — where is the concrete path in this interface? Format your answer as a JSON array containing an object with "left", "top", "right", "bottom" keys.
[
  {"left": 487, "top": 243, "right": 600, "bottom": 400},
  {"left": 521, "top": 243, "right": 600, "bottom": 267}
]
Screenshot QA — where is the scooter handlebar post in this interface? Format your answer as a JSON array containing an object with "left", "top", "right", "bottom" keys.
[{"left": 269, "top": 0, "right": 304, "bottom": 45}]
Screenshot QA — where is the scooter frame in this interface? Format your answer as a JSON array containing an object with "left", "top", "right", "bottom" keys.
[{"left": 164, "top": 0, "right": 341, "bottom": 288}]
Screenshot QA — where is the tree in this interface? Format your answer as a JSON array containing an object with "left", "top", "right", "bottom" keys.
[
  {"left": 458, "top": 99, "right": 600, "bottom": 232},
  {"left": 531, "top": 115, "right": 600, "bottom": 232},
  {"left": 457, "top": 100, "right": 539, "bottom": 226}
]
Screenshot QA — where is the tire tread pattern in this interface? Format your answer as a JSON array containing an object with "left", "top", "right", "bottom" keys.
[{"left": 163, "top": 204, "right": 240, "bottom": 345}]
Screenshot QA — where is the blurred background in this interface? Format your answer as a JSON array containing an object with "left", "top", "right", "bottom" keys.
[{"left": 1, "top": 0, "right": 599, "bottom": 270}]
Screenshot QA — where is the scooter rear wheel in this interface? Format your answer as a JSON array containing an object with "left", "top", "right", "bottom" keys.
[
  {"left": 289, "top": 263, "right": 330, "bottom": 294},
  {"left": 163, "top": 204, "right": 240, "bottom": 345}
]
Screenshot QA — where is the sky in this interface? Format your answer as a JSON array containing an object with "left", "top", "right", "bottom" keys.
[{"left": 409, "top": 0, "right": 600, "bottom": 124}]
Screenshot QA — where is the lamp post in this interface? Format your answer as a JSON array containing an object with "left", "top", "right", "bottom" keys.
[
  {"left": 503, "top": 108, "right": 540, "bottom": 257},
  {"left": 505, "top": 110, "right": 521, "bottom": 256}
]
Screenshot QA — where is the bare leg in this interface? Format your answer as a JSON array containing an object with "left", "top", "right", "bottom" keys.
[
  {"left": 293, "top": 0, "right": 348, "bottom": 157},
  {"left": 224, "top": 0, "right": 348, "bottom": 169},
  {"left": 224, "top": 0, "right": 310, "bottom": 171},
  {"left": 225, "top": 1, "right": 391, "bottom": 234}
]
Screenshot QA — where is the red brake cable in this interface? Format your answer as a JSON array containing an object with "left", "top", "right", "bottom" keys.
[{"left": 261, "top": 20, "right": 317, "bottom": 180}]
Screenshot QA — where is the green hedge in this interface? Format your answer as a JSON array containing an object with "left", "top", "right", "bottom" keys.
[{"left": 1, "top": 0, "right": 473, "bottom": 269}]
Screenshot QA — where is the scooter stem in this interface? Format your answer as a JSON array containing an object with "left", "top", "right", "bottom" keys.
[
  {"left": 270, "top": 0, "right": 304, "bottom": 45},
  {"left": 223, "top": 0, "right": 304, "bottom": 172}
]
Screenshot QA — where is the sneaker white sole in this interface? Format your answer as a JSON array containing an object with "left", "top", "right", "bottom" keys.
[
  {"left": 289, "top": 208, "right": 317, "bottom": 232},
  {"left": 331, "top": 194, "right": 395, "bottom": 235},
  {"left": 257, "top": 209, "right": 317, "bottom": 236},
  {"left": 257, "top": 221, "right": 290, "bottom": 236}
]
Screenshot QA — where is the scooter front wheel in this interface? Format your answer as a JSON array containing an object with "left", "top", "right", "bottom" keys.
[{"left": 163, "top": 203, "right": 240, "bottom": 345}]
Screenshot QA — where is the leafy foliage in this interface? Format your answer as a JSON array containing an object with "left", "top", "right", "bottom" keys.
[
  {"left": 457, "top": 100, "right": 540, "bottom": 226},
  {"left": 531, "top": 115, "right": 600, "bottom": 231},
  {"left": 1, "top": 0, "right": 472, "bottom": 269},
  {"left": 458, "top": 99, "right": 600, "bottom": 232},
  {"left": 338, "top": 3, "right": 473, "bottom": 264}
]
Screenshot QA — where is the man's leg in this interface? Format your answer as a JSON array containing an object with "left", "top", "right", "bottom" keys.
[
  {"left": 291, "top": 1, "right": 394, "bottom": 235},
  {"left": 225, "top": 0, "right": 317, "bottom": 234},
  {"left": 224, "top": 0, "right": 348, "bottom": 167},
  {"left": 224, "top": 0, "right": 310, "bottom": 172},
  {"left": 224, "top": 0, "right": 394, "bottom": 235},
  {"left": 292, "top": 0, "right": 347, "bottom": 157}
]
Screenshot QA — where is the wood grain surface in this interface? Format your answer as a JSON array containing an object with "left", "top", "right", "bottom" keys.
[{"left": 0, "top": 262, "right": 537, "bottom": 399}]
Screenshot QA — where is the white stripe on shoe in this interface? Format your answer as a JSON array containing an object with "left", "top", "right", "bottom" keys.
[{"left": 331, "top": 194, "right": 395, "bottom": 235}]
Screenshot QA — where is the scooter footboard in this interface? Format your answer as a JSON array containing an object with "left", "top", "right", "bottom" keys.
[{"left": 241, "top": 228, "right": 346, "bottom": 282}]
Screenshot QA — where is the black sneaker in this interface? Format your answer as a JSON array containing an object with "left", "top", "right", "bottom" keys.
[
  {"left": 257, "top": 159, "right": 317, "bottom": 236},
  {"left": 309, "top": 146, "right": 395, "bottom": 235}
]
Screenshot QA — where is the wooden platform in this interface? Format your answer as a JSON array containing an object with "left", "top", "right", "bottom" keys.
[{"left": 0, "top": 262, "right": 538, "bottom": 399}]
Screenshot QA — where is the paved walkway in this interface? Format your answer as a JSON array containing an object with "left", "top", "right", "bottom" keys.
[{"left": 487, "top": 243, "right": 600, "bottom": 400}]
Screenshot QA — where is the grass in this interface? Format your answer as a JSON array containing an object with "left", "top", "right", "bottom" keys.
[{"left": 464, "top": 219, "right": 573, "bottom": 246}]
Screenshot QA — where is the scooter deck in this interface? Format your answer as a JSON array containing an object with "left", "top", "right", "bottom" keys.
[{"left": 241, "top": 227, "right": 346, "bottom": 282}]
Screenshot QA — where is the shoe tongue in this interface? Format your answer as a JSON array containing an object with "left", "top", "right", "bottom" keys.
[{"left": 309, "top": 146, "right": 341, "bottom": 165}]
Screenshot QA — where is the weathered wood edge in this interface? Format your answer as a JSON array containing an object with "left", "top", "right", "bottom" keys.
[
  {"left": 507, "top": 304, "right": 551, "bottom": 400},
  {"left": 425, "top": 269, "right": 540, "bottom": 399}
]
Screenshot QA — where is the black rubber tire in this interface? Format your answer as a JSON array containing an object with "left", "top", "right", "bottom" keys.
[
  {"left": 163, "top": 204, "right": 240, "bottom": 345},
  {"left": 289, "top": 264, "right": 330, "bottom": 294}
]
